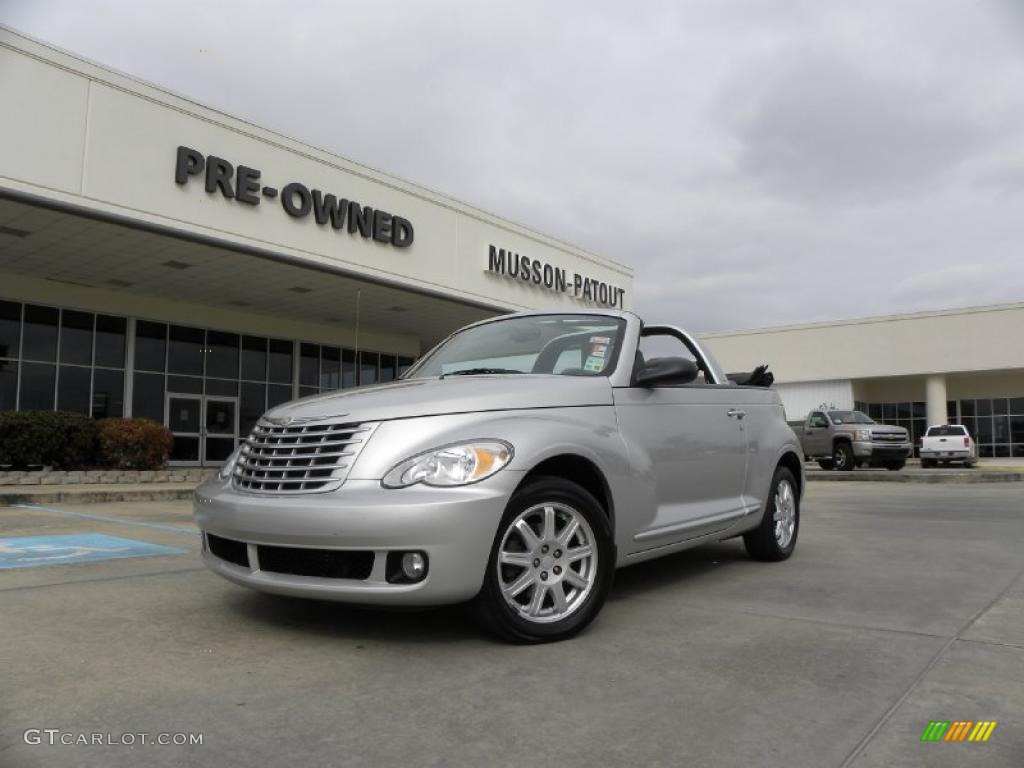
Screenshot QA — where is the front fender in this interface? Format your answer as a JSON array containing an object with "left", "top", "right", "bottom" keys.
[
  {"left": 348, "top": 407, "right": 634, "bottom": 555},
  {"left": 348, "top": 407, "right": 626, "bottom": 482}
]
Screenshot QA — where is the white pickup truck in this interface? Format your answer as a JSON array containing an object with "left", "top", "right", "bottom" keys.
[{"left": 920, "top": 424, "right": 977, "bottom": 468}]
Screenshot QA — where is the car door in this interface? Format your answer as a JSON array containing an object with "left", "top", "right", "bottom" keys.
[
  {"left": 804, "top": 411, "right": 830, "bottom": 456},
  {"left": 613, "top": 327, "right": 748, "bottom": 551}
]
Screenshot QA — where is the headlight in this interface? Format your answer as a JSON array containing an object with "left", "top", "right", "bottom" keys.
[
  {"left": 854, "top": 429, "right": 872, "bottom": 441},
  {"left": 218, "top": 446, "right": 243, "bottom": 480},
  {"left": 382, "top": 440, "right": 513, "bottom": 488}
]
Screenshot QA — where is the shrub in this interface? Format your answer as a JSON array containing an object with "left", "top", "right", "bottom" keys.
[
  {"left": 96, "top": 418, "right": 174, "bottom": 470},
  {"left": 0, "top": 410, "right": 98, "bottom": 469}
]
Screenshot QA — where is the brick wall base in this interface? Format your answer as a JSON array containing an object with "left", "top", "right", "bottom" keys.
[{"left": 0, "top": 469, "right": 219, "bottom": 486}]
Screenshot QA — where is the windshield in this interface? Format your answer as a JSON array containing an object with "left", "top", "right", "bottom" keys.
[
  {"left": 829, "top": 410, "right": 875, "bottom": 425},
  {"left": 406, "top": 314, "right": 627, "bottom": 379}
]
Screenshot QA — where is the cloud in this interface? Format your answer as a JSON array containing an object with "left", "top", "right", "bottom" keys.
[
  {"left": 721, "top": 51, "right": 989, "bottom": 203},
  {"left": 2, "top": 0, "right": 1023, "bottom": 335}
]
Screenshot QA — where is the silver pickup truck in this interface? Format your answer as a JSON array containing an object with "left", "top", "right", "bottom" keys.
[
  {"left": 799, "top": 408, "right": 911, "bottom": 471},
  {"left": 194, "top": 310, "right": 803, "bottom": 642}
]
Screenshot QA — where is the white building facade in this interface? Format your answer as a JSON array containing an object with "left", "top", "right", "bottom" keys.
[
  {"left": 0, "top": 27, "right": 632, "bottom": 465},
  {"left": 703, "top": 303, "right": 1024, "bottom": 458}
]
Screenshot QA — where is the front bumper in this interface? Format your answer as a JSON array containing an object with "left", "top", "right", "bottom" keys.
[
  {"left": 852, "top": 440, "right": 912, "bottom": 460},
  {"left": 193, "top": 472, "right": 524, "bottom": 607}
]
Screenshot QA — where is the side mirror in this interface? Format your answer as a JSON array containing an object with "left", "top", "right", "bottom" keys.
[{"left": 634, "top": 356, "right": 699, "bottom": 387}]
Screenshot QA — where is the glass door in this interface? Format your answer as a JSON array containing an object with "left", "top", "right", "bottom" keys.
[
  {"left": 167, "top": 393, "right": 202, "bottom": 465},
  {"left": 204, "top": 397, "right": 238, "bottom": 464},
  {"left": 166, "top": 394, "right": 238, "bottom": 466}
]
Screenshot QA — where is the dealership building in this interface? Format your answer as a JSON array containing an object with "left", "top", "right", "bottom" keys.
[
  {"left": 0, "top": 27, "right": 632, "bottom": 465},
  {"left": 704, "top": 302, "right": 1024, "bottom": 458}
]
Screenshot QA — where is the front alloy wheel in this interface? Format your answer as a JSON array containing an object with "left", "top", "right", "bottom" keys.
[
  {"left": 833, "top": 442, "right": 855, "bottom": 471},
  {"left": 477, "top": 477, "right": 614, "bottom": 642}
]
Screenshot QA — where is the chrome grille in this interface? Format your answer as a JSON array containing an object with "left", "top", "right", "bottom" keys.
[
  {"left": 233, "top": 420, "right": 377, "bottom": 494},
  {"left": 872, "top": 432, "right": 907, "bottom": 443}
]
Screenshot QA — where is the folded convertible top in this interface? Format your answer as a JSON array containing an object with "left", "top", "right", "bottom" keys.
[{"left": 726, "top": 364, "right": 774, "bottom": 387}]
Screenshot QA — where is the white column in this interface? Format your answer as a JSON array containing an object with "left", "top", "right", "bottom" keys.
[{"left": 925, "top": 374, "right": 947, "bottom": 427}]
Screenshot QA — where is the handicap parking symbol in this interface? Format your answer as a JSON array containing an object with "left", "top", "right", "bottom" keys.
[{"left": 0, "top": 534, "right": 185, "bottom": 569}]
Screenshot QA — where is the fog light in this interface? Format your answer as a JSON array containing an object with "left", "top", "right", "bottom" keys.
[
  {"left": 386, "top": 551, "right": 428, "bottom": 583},
  {"left": 401, "top": 552, "right": 427, "bottom": 581}
]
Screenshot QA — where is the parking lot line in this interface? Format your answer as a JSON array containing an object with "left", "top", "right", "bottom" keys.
[{"left": 12, "top": 502, "right": 200, "bottom": 536}]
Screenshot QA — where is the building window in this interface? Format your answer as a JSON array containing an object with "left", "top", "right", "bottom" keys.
[
  {"left": 168, "top": 325, "right": 204, "bottom": 376},
  {"left": 267, "top": 339, "right": 292, "bottom": 383},
  {"left": 206, "top": 330, "right": 239, "bottom": 380},
  {"left": 0, "top": 297, "right": 413, "bottom": 464},
  {"left": 0, "top": 301, "right": 127, "bottom": 418},
  {"left": 0, "top": 359, "right": 17, "bottom": 410},
  {"left": 294, "top": 342, "right": 396, "bottom": 393},
  {"left": 0, "top": 300, "right": 21, "bottom": 358},
  {"left": 22, "top": 305, "right": 58, "bottom": 362},
  {"left": 320, "top": 346, "right": 341, "bottom": 390},
  {"left": 360, "top": 351, "right": 379, "bottom": 385},
  {"left": 342, "top": 349, "right": 357, "bottom": 388},
  {"left": 20, "top": 362, "right": 56, "bottom": 411},
  {"left": 299, "top": 343, "right": 320, "bottom": 397},
  {"left": 864, "top": 397, "right": 1024, "bottom": 459}
]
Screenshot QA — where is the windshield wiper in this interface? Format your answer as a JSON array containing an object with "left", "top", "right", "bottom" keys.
[{"left": 440, "top": 368, "right": 524, "bottom": 379}]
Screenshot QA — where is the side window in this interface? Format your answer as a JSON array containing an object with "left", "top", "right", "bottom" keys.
[
  {"left": 809, "top": 412, "right": 828, "bottom": 428},
  {"left": 636, "top": 332, "right": 707, "bottom": 384}
]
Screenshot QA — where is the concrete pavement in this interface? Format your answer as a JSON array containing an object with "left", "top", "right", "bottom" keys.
[{"left": 1, "top": 483, "right": 1022, "bottom": 767}]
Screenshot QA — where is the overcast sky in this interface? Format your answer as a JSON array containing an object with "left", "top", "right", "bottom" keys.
[{"left": 5, "top": 1, "right": 1024, "bottom": 332}]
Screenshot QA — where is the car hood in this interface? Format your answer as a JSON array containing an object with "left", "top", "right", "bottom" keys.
[{"left": 262, "top": 374, "right": 614, "bottom": 425}]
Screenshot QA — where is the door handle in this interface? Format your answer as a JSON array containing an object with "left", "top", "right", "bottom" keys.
[{"left": 727, "top": 409, "right": 746, "bottom": 420}]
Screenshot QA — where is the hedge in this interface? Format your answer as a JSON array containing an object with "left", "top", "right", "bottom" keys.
[
  {"left": 96, "top": 418, "right": 174, "bottom": 470},
  {"left": 0, "top": 410, "right": 98, "bottom": 469},
  {"left": 0, "top": 412, "right": 175, "bottom": 470}
]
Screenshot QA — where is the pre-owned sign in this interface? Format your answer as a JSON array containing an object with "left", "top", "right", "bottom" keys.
[
  {"left": 174, "top": 146, "right": 414, "bottom": 248},
  {"left": 487, "top": 245, "right": 626, "bottom": 308}
]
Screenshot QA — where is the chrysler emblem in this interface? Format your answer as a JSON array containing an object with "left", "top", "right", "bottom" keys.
[{"left": 263, "top": 413, "right": 348, "bottom": 427}]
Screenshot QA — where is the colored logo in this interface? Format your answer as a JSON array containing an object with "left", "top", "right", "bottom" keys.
[{"left": 921, "top": 721, "right": 997, "bottom": 742}]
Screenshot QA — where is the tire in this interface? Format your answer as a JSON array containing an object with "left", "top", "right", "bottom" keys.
[
  {"left": 885, "top": 461, "right": 905, "bottom": 471},
  {"left": 816, "top": 459, "right": 834, "bottom": 470},
  {"left": 744, "top": 466, "right": 799, "bottom": 562},
  {"left": 475, "top": 477, "right": 615, "bottom": 643},
  {"left": 832, "top": 442, "right": 855, "bottom": 472},
  {"left": 921, "top": 458, "right": 935, "bottom": 468}
]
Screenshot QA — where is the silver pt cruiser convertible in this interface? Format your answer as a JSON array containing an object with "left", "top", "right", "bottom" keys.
[{"left": 194, "top": 310, "right": 803, "bottom": 642}]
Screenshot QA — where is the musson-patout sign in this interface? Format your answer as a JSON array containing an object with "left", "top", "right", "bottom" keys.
[
  {"left": 174, "top": 146, "right": 414, "bottom": 248},
  {"left": 486, "top": 245, "right": 626, "bottom": 308}
]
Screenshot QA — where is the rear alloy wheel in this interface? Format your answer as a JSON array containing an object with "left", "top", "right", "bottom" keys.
[
  {"left": 743, "top": 466, "right": 799, "bottom": 561},
  {"left": 832, "top": 442, "right": 855, "bottom": 471},
  {"left": 476, "top": 477, "right": 614, "bottom": 643}
]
